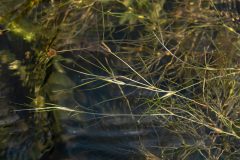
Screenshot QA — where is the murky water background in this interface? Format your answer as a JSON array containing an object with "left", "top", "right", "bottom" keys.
[
  {"left": 0, "top": 31, "right": 191, "bottom": 159},
  {"left": 1, "top": 1, "right": 240, "bottom": 160},
  {"left": 0, "top": 28, "right": 221, "bottom": 160}
]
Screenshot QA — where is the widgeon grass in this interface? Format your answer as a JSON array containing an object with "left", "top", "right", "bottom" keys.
[{"left": 1, "top": 0, "right": 240, "bottom": 159}]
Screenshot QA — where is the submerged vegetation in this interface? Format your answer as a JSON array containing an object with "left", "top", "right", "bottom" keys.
[{"left": 0, "top": 0, "right": 240, "bottom": 159}]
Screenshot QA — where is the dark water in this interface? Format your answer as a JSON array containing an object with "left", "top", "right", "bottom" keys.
[
  {"left": 0, "top": 34, "right": 187, "bottom": 160},
  {"left": 1, "top": 1, "right": 240, "bottom": 160},
  {"left": 0, "top": 65, "right": 182, "bottom": 160}
]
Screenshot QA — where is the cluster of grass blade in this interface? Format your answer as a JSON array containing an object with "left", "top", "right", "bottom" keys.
[
  {"left": 1, "top": 0, "right": 240, "bottom": 159},
  {"left": 66, "top": 1, "right": 240, "bottom": 159}
]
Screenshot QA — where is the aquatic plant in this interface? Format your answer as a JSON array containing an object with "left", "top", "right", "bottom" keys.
[{"left": 0, "top": 0, "right": 240, "bottom": 159}]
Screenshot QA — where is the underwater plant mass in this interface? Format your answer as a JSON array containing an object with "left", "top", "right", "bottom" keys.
[{"left": 0, "top": 0, "right": 240, "bottom": 159}]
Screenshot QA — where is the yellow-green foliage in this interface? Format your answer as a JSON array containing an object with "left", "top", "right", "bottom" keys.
[{"left": 7, "top": 21, "right": 36, "bottom": 42}]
